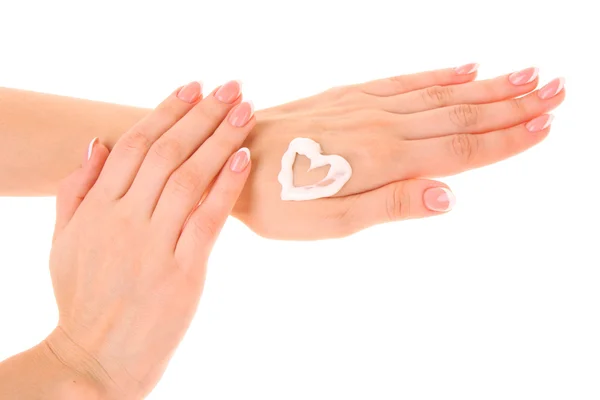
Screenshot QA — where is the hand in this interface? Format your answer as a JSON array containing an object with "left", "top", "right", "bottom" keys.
[
  {"left": 45, "top": 81, "right": 254, "bottom": 398},
  {"left": 235, "top": 65, "right": 565, "bottom": 239}
]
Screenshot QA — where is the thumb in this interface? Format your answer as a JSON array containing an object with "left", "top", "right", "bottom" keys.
[
  {"left": 53, "top": 138, "right": 109, "bottom": 240},
  {"left": 345, "top": 179, "right": 456, "bottom": 232}
]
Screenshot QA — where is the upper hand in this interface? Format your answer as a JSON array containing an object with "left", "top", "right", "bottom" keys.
[
  {"left": 236, "top": 65, "right": 565, "bottom": 239},
  {"left": 46, "top": 80, "right": 254, "bottom": 398}
]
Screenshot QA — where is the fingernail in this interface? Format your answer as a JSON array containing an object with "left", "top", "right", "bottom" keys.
[
  {"left": 508, "top": 67, "right": 539, "bottom": 85},
  {"left": 228, "top": 101, "right": 254, "bottom": 127},
  {"left": 86, "top": 137, "right": 98, "bottom": 161},
  {"left": 454, "top": 63, "right": 479, "bottom": 75},
  {"left": 230, "top": 147, "right": 250, "bottom": 173},
  {"left": 215, "top": 80, "right": 242, "bottom": 103},
  {"left": 526, "top": 114, "right": 554, "bottom": 132},
  {"left": 424, "top": 187, "right": 455, "bottom": 212},
  {"left": 538, "top": 77, "right": 565, "bottom": 99},
  {"left": 177, "top": 81, "right": 202, "bottom": 103}
]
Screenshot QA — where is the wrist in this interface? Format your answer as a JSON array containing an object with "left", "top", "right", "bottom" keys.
[{"left": 43, "top": 327, "right": 137, "bottom": 399}]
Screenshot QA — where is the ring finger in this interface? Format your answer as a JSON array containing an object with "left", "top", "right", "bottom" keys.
[{"left": 402, "top": 113, "right": 555, "bottom": 178}]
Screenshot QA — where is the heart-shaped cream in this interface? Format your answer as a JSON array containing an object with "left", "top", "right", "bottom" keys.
[{"left": 277, "top": 138, "right": 352, "bottom": 201}]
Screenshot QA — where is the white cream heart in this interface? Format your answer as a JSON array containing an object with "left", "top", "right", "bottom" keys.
[{"left": 277, "top": 138, "right": 352, "bottom": 201}]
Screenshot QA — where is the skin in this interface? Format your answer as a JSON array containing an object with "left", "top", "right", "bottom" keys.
[
  {"left": 0, "top": 82, "right": 256, "bottom": 398},
  {"left": 0, "top": 66, "right": 566, "bottom": 239}
]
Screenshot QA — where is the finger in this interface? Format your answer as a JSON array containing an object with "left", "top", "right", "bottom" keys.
[
  {"left": 358, "top": 63, "right": 479, "bottom": 97},
  {"left": 383, "top": 67, "right": 539, "bottom": 114},
  {"left": 400, "top": 77, "right": 565, "bottom": 139},
  {"left": 152, "top": 102, "right": 255, "bottom": 243},
  {"left": 95, "top": 81, "right": 202, "bottom": 198},
  {"left": 175, "top": 148, "right": 251, "bottom": 271},
  {"left": 126, "top": 80, "right": 242, "bottom": 213},
  {"left": 53, "top": 138, "right": 109, "bottom": 240},
  {"left": 403, "top": 114, "right": 555, "bottom": 178},
  {"left": 341, "top": 179, "right": 455, "bottom": 234}
]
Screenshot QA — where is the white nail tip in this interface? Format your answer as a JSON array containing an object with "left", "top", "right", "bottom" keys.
[
  {"left": 87, "top": 137, "right": 98, "bottom": 161},
  {"left": 542, "top": 114, "right": 555, "bottom": 130},
  {"left": 526, "top": 67, "right": 540, "bottom": 83},
  {"left": 455, "top": 63, "right": 479, "bottom": 74},
  {"left": 467, "top": 63, "right": 480, "bottom": 74},
  {"left": 238, "top": 147, "right": 251, "bottom": 160},
  {"left": 440, "top": 188, "right": 456, "bottom": 211},
  {"left": 556, "top": 77, "right": 566, "bottom": 93},
  {"left": 245, "top": 100, "right": 255, "bottom": 114}
]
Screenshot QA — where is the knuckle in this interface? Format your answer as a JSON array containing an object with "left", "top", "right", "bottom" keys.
[
  {"left": 386, "top": 184, "right": 410, "bottom": 221},
  {"left": 151, "top": 138, "right": 183, "bottom": 164},
  {"left": 121, "top": 127, "right": 152, "bottom": 153},
  {"left": 449, "top": 104, "right": 480, "bottom": 128},
  {"left": 189, "top": 210, "right": 220, "bottom": 241},
  {"left": 508, "top": 97, "right": 528, "bottom": 118},
  {"left": 170, "top": 167, "right": 203, "bottom": 194},
  {"left": 389, "top": 76, "right": 408, "bottom": 93},
  {"left": 194, "top": 103, "right": 225, "bottom": 124},
  {"left": 156, "top": 101, "right": 182, "bottom": 120},
  {"left": 57, "top": 175, "right": 75, "bottom": 196},
  {"left": 451, "top": 133, "right": 479, "bottom": 164},
  {"left": 423, "top": 85, "right": 453, "bottom": 107},
  {"left": 213, "top": 136, "right": 242, "bottom": 158}
]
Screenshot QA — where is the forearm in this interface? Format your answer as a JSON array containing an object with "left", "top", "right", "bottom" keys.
[
  {"left": 0, "top": 87, "right": 148, "bottom": 195},
  {"left": 0, "top": 339, "right": 102, "bottom": 399}
]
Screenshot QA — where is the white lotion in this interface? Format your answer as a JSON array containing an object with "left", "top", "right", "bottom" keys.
[{"left": 277, "top": 138, "right": 352, "bottom": 201}]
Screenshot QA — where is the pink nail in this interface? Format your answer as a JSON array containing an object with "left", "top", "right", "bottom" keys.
[
  {"left": 424, "top": 187, "right": 456, "bottom": 212},
  {"left": 215, "top": 80, "right": 242, "bottom": 103},
  {"left": 177, "top": 81, "right": 202, "bottom": 103},
  {"left": 86, "top": 137, "right": 98, "bottom": 161},
  {"left": 230, "top": 148, "right": 250, "bottom": 173},
  {"left": 228, "top": 101, "right": 254, "bottom": 127},
  {"left": 454, "top": 63, "right": 479, "bottom": 75},
  {"left": 526, "top": 114, "right": 554, "bottom": 132},
  {"left": 538, "top": 77, "right": 565, "bottom": 100},
  {"left": 508, "top": 67, "right": 539, "bottom": 85}
]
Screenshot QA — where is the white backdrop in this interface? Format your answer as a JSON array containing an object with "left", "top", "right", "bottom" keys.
[{"left": 0, "top": 0, "right": 598, "bottom": 399}]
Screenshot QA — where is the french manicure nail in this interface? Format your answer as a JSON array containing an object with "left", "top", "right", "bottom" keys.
[
  {"left": 215, "top": 80, "right": 242, "bottom": 104},
  {"left": 526, "top": 114, "right": 554, "bottom": 132},
  {"left": 538, "top": 77, "right": 565, "bottom": 100},
  {"left": 87, "top": 137, "right": 98, "bottom": 161},
  {"left": 424, "top": 187, "right": 456, "bottom": 212},
  {"left": 509, "top": 67, "right": 539, "bottom": 85},
  {"left": 228, "top": 101, "right": 254, "bottom": 127},
  {"left": 454, "top": 63, "right": 480, "bottom": 75},
  {"left": 177, "top": 81, "right": 202, "bottom": 103},
  {"left": 230, "top": 147, "right": 250, "bottom": 172}
]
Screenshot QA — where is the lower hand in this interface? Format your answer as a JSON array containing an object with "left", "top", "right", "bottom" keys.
[
  {"left": 235, "top": 65, "right": 565, "bottom": 239},
  {"left": 46, "top": 81, "right": 254, "bottom": 398}
]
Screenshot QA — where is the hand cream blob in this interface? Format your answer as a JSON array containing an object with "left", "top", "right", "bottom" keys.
[{"left": 277, "top": 138, "right": 352, "bottom": 201}]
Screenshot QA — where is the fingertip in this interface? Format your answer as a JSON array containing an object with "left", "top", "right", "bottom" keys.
[
  {"left": 454, "top": 63, "right": 480, "bottom": 76},
  {"left": 423, "top": 186, "right": 456, "bottom": 213},
  {"left": 230, "top": 147, "right": 251, "bottom": 174},
  {"left": 86, "top": 139, "right": 110, "bottom": 167}
]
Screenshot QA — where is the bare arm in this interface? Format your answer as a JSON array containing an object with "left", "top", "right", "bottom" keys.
[
  {"left": 0, "top": 87, "right": 148, "bottom": 195},
  {"left": 0, "top": 336, "right": 103, "bottom": 399}
]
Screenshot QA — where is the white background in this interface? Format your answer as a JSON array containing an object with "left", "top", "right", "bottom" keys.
[{"left": 1, "top": 0, "right": 599, "bottom": 399}]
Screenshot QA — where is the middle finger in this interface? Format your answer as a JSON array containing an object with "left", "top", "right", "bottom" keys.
[{"left": 398, "top": 77, "right": 565, "bottom": 140}]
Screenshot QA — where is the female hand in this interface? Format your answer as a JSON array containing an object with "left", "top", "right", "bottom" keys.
[
  {"left": 46, "top": 80, "right": 254, "bottom": 398},
  {"left": 236, "top": 65, "right": 565, "bottom": 239}
]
